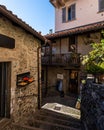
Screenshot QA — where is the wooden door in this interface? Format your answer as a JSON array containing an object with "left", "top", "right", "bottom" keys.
[
  {"left": 0, "top": 62, "right": 11, "bottom": 118},
  {"left": 69, "top": 70, "right": 78, "bottom": 94}
]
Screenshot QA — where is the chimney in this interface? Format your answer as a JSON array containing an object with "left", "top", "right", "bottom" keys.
[{"left": 49, "top": 29, "right": 53, "bottom": 34}]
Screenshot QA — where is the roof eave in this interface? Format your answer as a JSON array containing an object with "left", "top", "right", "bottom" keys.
[
  {"left": 45, "top": 21, "right": 104, "bottom": 40},
  {"left": 0, "top": 5, "right": 45, "bottom": 43},
  {"left": 50, "top": 0, "right": 65, "bottom": 8}
]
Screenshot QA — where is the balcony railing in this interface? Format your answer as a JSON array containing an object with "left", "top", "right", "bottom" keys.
[{"left": 42, "top": 53, "right": 80, "bottom": 67}]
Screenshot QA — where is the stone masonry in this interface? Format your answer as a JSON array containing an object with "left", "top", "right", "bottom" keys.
[
  {"left": 0, "top": 15, "right": 42, "bottom": 124},
  {"left": 81, "top": 81, "right": 104, "bottom": 130}
]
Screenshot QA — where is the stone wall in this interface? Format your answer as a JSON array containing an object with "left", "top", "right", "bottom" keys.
[
  {"left": 0, "top": 16, "right": 41, "bottom": 124},
  {"left": 81, "top": 81, "right": 104, "bottom": 130},
  {"left": 78, "top": 32, "right": 101, "bottom": 55}
]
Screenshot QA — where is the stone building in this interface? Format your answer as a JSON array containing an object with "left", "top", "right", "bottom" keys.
[
  {"left": 0, "top": 5, "right": 45, "bottom": 124},
  {"left": 41, "top": 0, "right": 104, "bottom": 97}
]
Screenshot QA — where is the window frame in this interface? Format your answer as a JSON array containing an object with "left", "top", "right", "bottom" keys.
[
  {"left": 68, "top": 4, "right": 76, "bottom": 21},
  {"left": 62, "top": 3, "right": 76, "bottom": 23}
]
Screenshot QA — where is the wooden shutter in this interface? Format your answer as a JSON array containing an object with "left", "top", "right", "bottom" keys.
[
  {"left": 99, "top": 0, "right": 104, "bottom": 11},
  {"left": 0, "top": 34, "right": 15, "bottom": 49},
  {"left": 68, "top": 7, "right": 71, "bottom": 21},
  {"left": 71, "top": 4, "right": 76, "bottom": 20},
  {"left": 62, "top": 7, "right": 66, "bottom": 23}
]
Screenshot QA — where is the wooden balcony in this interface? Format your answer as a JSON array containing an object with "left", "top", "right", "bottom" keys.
[{"left": 42, "top": 53, "right": 80, "bottom": 67}]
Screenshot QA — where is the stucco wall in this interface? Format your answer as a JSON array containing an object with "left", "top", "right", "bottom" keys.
[
  {"left": 0, "top": 16, "right": 41, "bottom": 124},
  {"left": 55, "top": 0, "right": 104, "bottom": 32}
]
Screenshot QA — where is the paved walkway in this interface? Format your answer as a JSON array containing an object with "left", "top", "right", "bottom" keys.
[{"left": 42, "top": 95, "right": 78, "bottom": 107}]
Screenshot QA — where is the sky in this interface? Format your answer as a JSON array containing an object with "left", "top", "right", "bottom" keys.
[{"left": 0, "top": 0, "right": 55, "bottom": 35}]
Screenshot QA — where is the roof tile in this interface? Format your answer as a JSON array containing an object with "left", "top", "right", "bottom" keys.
[
  {"left": 45, "top": 21, "right": 104, "bottom": 39},
  {"left": 0, "top": 5, "right": 45, "bottom": 42}
]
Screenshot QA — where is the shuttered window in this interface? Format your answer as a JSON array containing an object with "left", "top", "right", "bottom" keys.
[
  {"left": 62, "top": 4, "right": 76, "bottom": 23},
  {"left": 99, "top": 0, "right": 104, "bottom": 11},
  {"left": 62, "top": 7, "right": 66, "bottom": 23},
  {"left": 68, "top": 4, "right": 76, "bottom": 21}
]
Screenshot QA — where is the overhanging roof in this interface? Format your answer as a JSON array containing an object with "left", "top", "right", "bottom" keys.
[
  {"left": 45, "top": 21, "right": 104, "bottom": 39},
  {"left": 50, "top": 0, "right": 70, "bottom": 8},
  {"left": 0, "top": 5, "right": 45, "bottom": 42}
]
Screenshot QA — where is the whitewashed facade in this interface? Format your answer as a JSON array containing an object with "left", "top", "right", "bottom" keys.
[{"left": 51, "top": 0, "right": 104, "bottom": 32}]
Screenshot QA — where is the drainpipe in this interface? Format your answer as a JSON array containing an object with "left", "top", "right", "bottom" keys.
[
  {"left": 37, "top": 45, "right": 41, "bottom": 109},
  {"left": 37, "top": 39, "right": 48, "bottom": 109},
  {"left": 45, "top": 65, "right": 48, "bottom": 96}
]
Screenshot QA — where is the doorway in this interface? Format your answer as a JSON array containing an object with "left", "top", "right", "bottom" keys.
[
  {"left": 69, "top": 70, "right": 78, "bottom": 94},
  {"left": 0, "top": 62, "right": 11, "bottom": 118}
]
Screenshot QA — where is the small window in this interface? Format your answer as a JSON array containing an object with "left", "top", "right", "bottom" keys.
[
  {"left": 68, "top": 4, "right": 76, "bottom": 21},
  {"left": 62, "top": 7, "right": 66, "bottom": 23},
  {"left": 69, "top": 36, "right": 77, "bottom": 52},
  {"left": 99, "top": 0, "right": 104, "bottom": 11}
]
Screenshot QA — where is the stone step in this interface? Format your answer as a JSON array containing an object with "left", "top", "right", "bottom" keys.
[
  {"left": 42, "top": 103, "right": 80, "bottom": 119},
  {"left": 34, "top": 114, "right": 80, "bottom": 129},
  {"left": 13, "top": 123, "right": 44, "bottom": 130},
  {"left": 32, "top": 119, "right": 80, "bottom": 130},
  {"left": 0, "top": 118, "right": 44, "bottom": 130},
  {"left": 39, "top": 109, "right": 80, "bottom": 123},
  {"left": 0, "top": 118, "right": 11, "bottom": 130},
  {"left": 29, "top": 109, "right": 81, "bottom": 130}
]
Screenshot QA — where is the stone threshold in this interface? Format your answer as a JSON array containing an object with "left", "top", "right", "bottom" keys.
[{"left": 42, "top": 103, "right": 81, "bottom": 119}]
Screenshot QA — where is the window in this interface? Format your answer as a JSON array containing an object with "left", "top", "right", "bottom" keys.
[
  {"left": 62, "top": 4, "right": 76, "bottom": 23},
  {"left": 69, "top": 35, "right": 77, "bottom": 52},
  {"left": 62, "top": 7, "right": 66, "bottom": 23},
  {"left": 99, "top": 0, "right": 104, "bottom": 11},
  {"left": 68, "top": 4, "right": 76, "bottom": 21}
]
